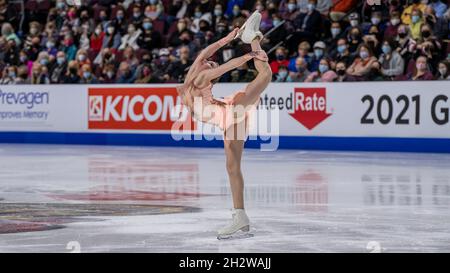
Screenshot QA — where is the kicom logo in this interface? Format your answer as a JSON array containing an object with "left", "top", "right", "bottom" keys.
[{"left": 288, "top": 87, "right": 332, "bottom": 130}]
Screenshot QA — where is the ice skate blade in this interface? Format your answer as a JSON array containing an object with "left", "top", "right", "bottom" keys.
[
  {"left": 217, "top": 232, "right": 254, "bottom": 240},
  {"left": 217, "top": 226, "right": 253, "bottom": 240}
]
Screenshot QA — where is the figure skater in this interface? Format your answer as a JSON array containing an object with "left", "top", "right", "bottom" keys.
[{"left": 176, "top": 11, "right": 272, "bottom": 239}]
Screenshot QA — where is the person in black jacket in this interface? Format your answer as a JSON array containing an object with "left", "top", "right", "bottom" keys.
[{"left": 292, "top": 0, "right": 324, "bottom": 46}]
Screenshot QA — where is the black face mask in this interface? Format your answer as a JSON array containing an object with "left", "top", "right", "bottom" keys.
[
  {"left": 398, "top": 33, "right": 407, "bottom": 38},
  {"left": 69, "top": 68, "right": 77, "bottom": 75},
  {"left": 337, "top": 69, "right": 346, "bottom": 76},
  {"left": 422, "top": 31, "right": 431, "bottom": 38}
]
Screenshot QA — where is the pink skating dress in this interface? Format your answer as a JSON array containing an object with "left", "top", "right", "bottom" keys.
[{"left": 177, "top": 81, "right": 257, "bottom": 133}]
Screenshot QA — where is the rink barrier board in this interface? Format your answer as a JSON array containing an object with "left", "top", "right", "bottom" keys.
[
  {"left": 0, "top": 132, "right": 450, "bottom": 153},
  {"left": 1, "top": 82, "right": 450, "bottom": 153}
]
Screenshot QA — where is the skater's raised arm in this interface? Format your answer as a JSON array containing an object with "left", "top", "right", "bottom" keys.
[{"left": 195, "top": 51, "right": 265, "bottom": 86}]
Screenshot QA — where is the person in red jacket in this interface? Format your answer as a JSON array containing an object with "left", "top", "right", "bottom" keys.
[
  {"left": 90, "top": 24, "right": 105, "bottom": 57},
  {"left": 269, "top": 46, "right": 289, "bottom": 74}
]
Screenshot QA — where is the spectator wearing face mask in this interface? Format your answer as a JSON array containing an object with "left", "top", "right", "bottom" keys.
[
  {"left": 90, "top": 24, "right": 105, "bottom": 57},
  {"left": 326, "top": 22, "right": 346, "bottom": 53},
  {"left": 379, "top": 39, "right": 405, "bottom": 80},
  {"left": 0, "top": 65, "right": 17, "bottom": 84},
  {"left": 293, "top": 0, "right": 323, "bottom": 45},
  {"left": 49, "top": 51, "right": 67, "bottom": 83},
  {"left": 436, "top": 60, "right": 450, "bottom": 80},
  {"left": 416, "top": 24, "right": 442, "bottom": 71},
  {"left": 331, "top": 38, "right": 354, "bottom": 67},
  {"left": 335, "top": 61, "right": 348, "bottom": 82},
  {"left": 288, "top": 41, "right": 312, "bottom": 72},
  {"left": 270, "top": 47, "right": 289, "bottom": 74},
  {"left": 119, "top": 23, "right": 142, "bottom": 51},
  {"left": 150, "top": 48, "right": 172, "bottom": 83},
  {"left": 31, "top": 63, "right": 50, "bottom": 84},
  {"left": 167, "top": 46, "right": 193, "bottom": 83},
  {"left": 15, "top": 65, "right": 30, "bottom": 84},
  {"left": 75, "top": 49, "right": 90, "bottom": 73},
  {"left": 364, "top": 11, "right": 386, "bottom": 35},
  {"left": 138, "top": 18, "right": 162, "bottom": 51},
  {"left": 169, "top": 18, "right": 192, "bottom": 47},
  {"left": 409, "top": 9, "right": 425, "bottom": 40},
  {"left": 289, "top": 57, "right": 311, "bottom": 82},
  {"left": 100, "top": 63, "right": 117, "bottom": 84},
  {"left": 61, "top": 34, "right": 77, "bottom": 61},
  {"left": 401, "top": 0, "right": 427, "bottom": 25},
  {"left": 345, "top": 13, "right": 362, "bottom": 36},
  {"left": 102, "top": 24, "right": 122, "bottom": 49},
  {"left": 35, "top": 51, "right": 51, "bottom": 70},
  {"left": 117, "top": 61, "right": 137, "bottom": 84},
  {"left": 384, "top": 11, "right": 401, "bottom": 40},
  {"left": 112, "top": 9, "right": 128, "bottom": 35},
  {"left": 403, "top": 55, "right": 434, "bottom": 80},
  {"left": 282, "top": 0, "right": 301, "bottom": 21},
  {"left": 274, "top": 65, "right": 292, "bottom": 82},
  {"left": 305, "top": 58, "right": 337, "bottom": 82},
  {"left": 80, "top": 64, "right": 99, "bottom": 84},
  {"left": 266, "top": 14, "right": 288, "bottom": 50},
  {"left": 63, "top": 61, "right": 80, "bottom": 84},
  {"left": 309, "top": 41, "right": 326, "bottom": 72},
  {"left": 347, "top": 27, "right": 363, "bottom": 53},
  {"left": 396, "top": 24, "right": 417, "bottom": 65},
  {"left": 225, "top": 0, "right": 245, "bottom": 18},
  {"left": 346, "top": 44, "right": 378, "bottom": 81}
]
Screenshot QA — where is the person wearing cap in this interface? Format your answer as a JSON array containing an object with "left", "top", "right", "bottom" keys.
[
  {"left": 344, "top": 12, "right": 361, "bottom": 36},
  {"left": 150, "top": 48, "right": 172, "bottom": 83},
  {"left": 309, "top": 41, "right": 326, "bottom": 72}
]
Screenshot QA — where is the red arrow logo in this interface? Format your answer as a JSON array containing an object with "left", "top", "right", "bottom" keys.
[{"left": 289, "top": 88, "right": 332, "bottom": 130}]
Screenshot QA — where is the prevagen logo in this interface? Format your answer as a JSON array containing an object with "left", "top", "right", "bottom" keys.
[
  {"left": 288, "top": 87, "right": 331, "bottom": 130},
  {"left": 88, "top": 87, "right": 195, "bottom": 130},
  {"left": 0, "top": 89, "right": 49, "bottom": 109}
]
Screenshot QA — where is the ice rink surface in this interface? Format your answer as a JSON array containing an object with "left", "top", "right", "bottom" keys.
[{"left": 0, "top": 144, "right": 449, "bottom": 253}]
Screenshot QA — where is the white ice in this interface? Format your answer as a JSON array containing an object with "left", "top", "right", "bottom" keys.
[{"left": 0, "top": 144, "right": 449, "bottom": 253}]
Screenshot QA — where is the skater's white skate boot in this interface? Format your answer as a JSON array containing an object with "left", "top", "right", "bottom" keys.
[
  {"left": 217, "top": 209, "right": 252, "bottom": 240},
  {"left": 235, "top": 11, "right": 263, "bottom": 44}
]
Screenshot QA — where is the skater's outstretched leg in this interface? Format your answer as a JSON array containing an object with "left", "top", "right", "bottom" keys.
[{"left": 234, "top": 38, "right": 272, "bottom": 108}]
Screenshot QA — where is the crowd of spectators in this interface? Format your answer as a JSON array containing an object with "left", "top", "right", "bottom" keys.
[{"left": 0, "top": 0, "right": 449, "bottom": 85}]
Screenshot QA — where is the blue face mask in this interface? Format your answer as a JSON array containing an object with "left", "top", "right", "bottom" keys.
[
  {"left": 273, "top": 20, "right": 281, "bottom": 27},
  {"left": 307, "top": 3, "right": 316, "bottom": 11},
  {"left": 57, "top": 57, "right": 65, "bottom": 65},
  {"left": 40, "top": 59, "right": 48, "bottom": 65},
  {"left": 319, "top": 64, "right": 329, "bottom": 73},
  {"left": 233, "top": 10, "right": 240, "bottom": 16},
  {"left": 143, "top": 22, "right": 152, "bottom": 30},
  {"left": 337, "top": 45, "right": 347, "bottom": 54},
  {"left": 360, "top": 51, "right": 369, "bottom": 59},
  {"left": 8, "top": 72, "right": 16, "bottom": 78},
  {"left": 278, "top": 71, "right": 288, "bottom": 78},
  {"left": 314, "top": 49, "right": 323, "bottom": 58},
  {"left": 287, "top": 3, "right": 296, "bottom": 12},
  {"left": 149, "top": 0, "right": 157, "bottom": 4},
  {"left": 117, "top": 14, "right": 124, "bottom": 20},
  {"left": 412, "top": 15, "right": 420, "bottom": 23},
  {"left": 214, "top": 9, "right": 222, "bottom": 16},
  {"left": 382, "top": 45, "right": 391, "bottom": 54},
  {"left": 83, "top": 72, "right": 91, "bottom": 79},
  {"left": 195, "top": 12, "right": 202, "bottom": 18}
]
